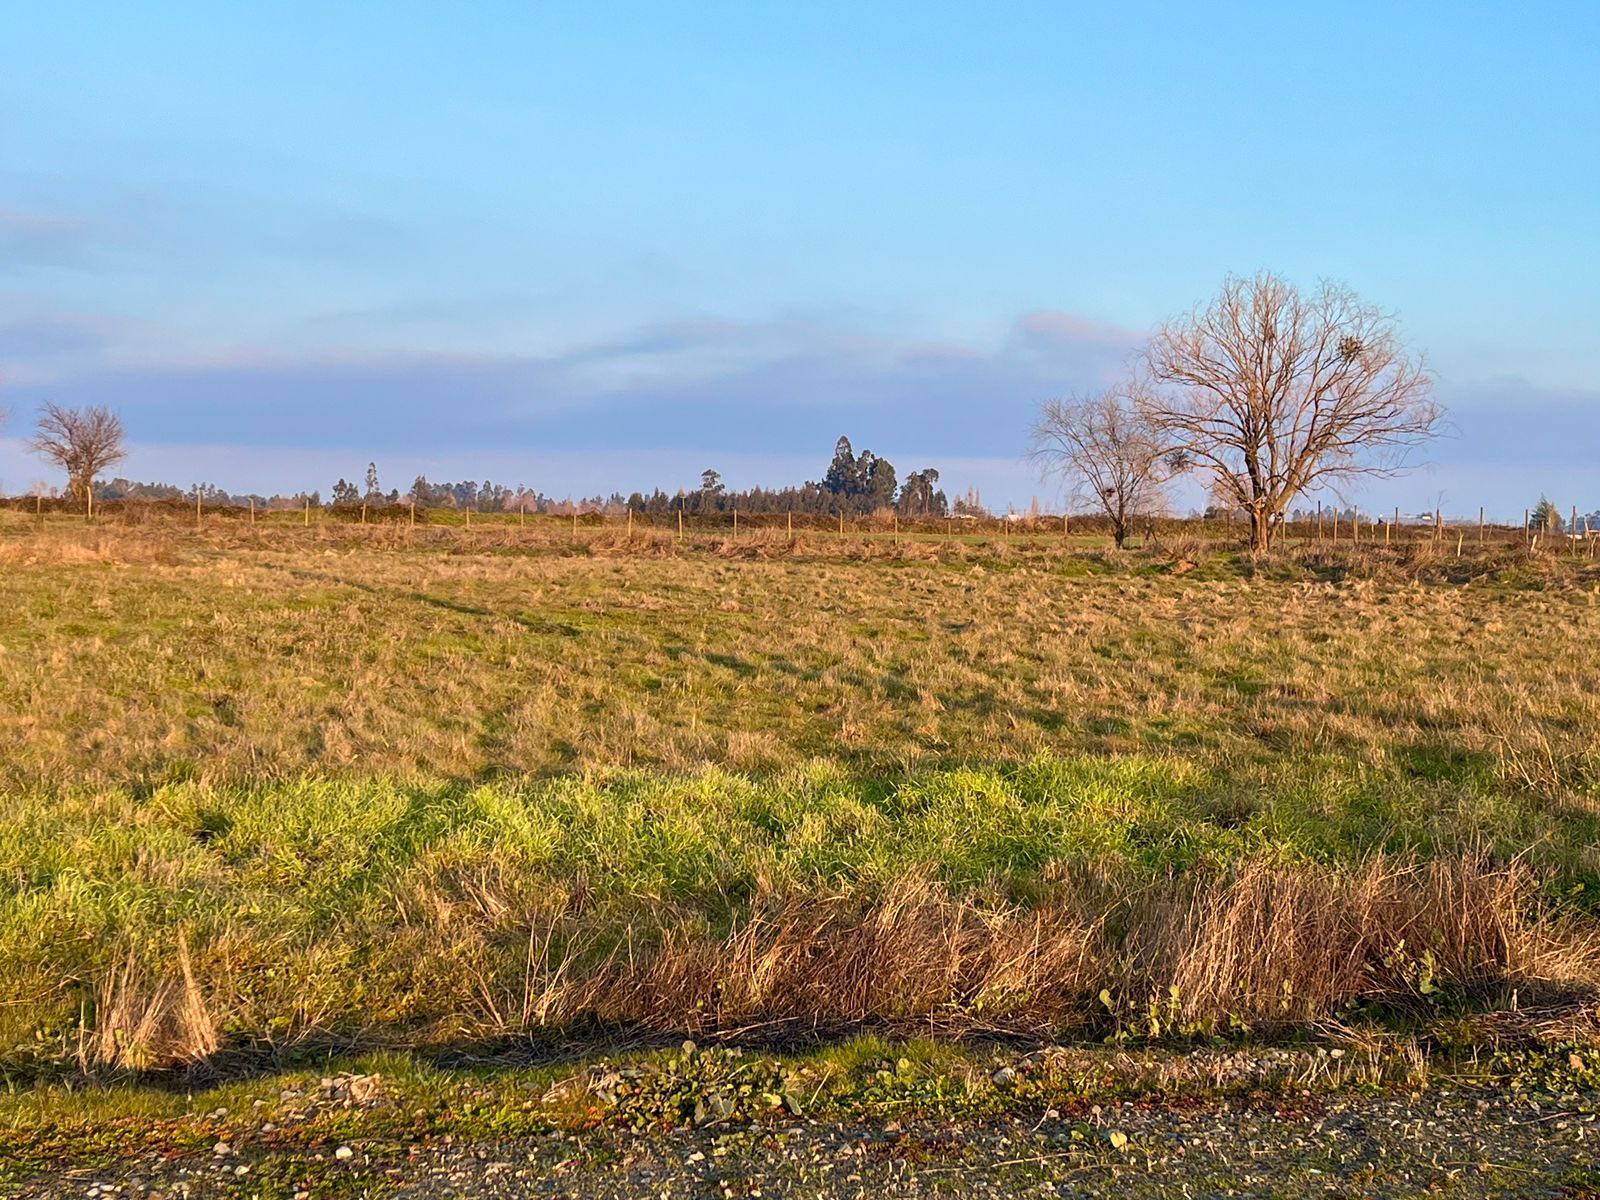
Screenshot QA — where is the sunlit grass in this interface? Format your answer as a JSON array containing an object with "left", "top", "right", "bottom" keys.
[
  {"left": 1, "top": 521, "right": 1598, "bottom": 1081},
  {"left": 2, "top": 521, "right": 1596, "bottom": 791}
]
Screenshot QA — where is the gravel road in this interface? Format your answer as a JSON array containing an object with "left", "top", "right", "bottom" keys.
[{"left": 31, "top": 1087, "right": 1600, "bottom": 1199}]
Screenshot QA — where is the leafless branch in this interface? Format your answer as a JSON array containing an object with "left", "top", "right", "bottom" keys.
[
  {"left": 1138, "top": 271, "right": 1440, "bottom": 554},
  {"left": 31, "top": 403, "right": 128, "bottom": 504},
  {"left": 1029, "top": 383, "right": 1170, "bottom": 548}
]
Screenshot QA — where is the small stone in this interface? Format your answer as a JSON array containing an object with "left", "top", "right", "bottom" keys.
[
  {"left": 212, "top": 1142, "right": 231, "bottom": 1157},
  {"left": 992, "top": 1066, "right": 1016, "bottom": 1085},
  {"left": 334, "top": 1145, "right": 354, "bottom": 1161}
]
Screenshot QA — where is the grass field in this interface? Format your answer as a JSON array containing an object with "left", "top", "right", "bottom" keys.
[{"left": 3, "top": 519, "right": 1600, "bottom": 1085}]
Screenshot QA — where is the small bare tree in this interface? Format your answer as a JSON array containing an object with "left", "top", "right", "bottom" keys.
[
  {"left": 31, "top": 403, "right": 128, "bottom": 507},
  {"left": 1140, "top": 271, "right": 1440, "bottom": 555},
  {"left": 1030, "top": 384, "right": 1170, "bottom": 549}
]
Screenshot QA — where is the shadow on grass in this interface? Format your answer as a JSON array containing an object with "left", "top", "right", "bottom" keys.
[{"left": 26, "top": 976, "right": 1600, "bottom": 1097}]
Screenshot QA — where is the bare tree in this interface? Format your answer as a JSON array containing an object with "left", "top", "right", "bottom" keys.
[
  {"left": 1140, "top": 271, "right": 1440, "bottom": 555},
  {"left": 31, "top": 403, "right": 128, "bottom": 506},
  {"left": 1030, "top": 384, "right": 1170, "bottom": 549}
]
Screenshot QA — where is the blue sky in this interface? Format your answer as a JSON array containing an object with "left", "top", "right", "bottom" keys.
[{"left": 1, "top": 1, "right": 1596, "bottom": 514}]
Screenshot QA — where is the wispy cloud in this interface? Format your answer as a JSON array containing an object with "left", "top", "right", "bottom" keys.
[
  {"left": 0, "top": 308, "right": 1130, "bottom": 457},
  {"left": 1015, "top": 310, "right": 1145, "bottom": 348},
  {"left": 0, "top": 310, "right": 120, "bottom": 361},
  {"left": 0, "top": 209, "right": 108, "bottom": 269},
  {"left": 0, "top": 294, "right": 137, "bottom": 384},
  {"left": 1437, "top": 377, "right": 1600, "bottom": 468}
]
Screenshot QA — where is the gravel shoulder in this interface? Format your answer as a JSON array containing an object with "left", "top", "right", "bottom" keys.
[
  {"left": 14, "top": 1050, "right": 1600, "bottom": 1199},
  {"left": 382, "top": 1092, "right": 1600, "bottom": 1199}
]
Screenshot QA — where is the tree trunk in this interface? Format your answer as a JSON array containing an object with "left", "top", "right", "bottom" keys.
[{"left": 1248, "top": 507, "right": 1272, "bottom": 555}]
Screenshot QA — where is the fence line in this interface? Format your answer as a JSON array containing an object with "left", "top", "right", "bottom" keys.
[{"left": 3, "top": 495, "right": 1596, "bottom": 558}]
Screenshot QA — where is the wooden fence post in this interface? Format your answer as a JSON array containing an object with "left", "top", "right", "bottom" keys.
[
  {"left": 678, "top": 508, "right": 684, "bottom": 540},
  {"left": 304, "top": 497, "right": 310, "bottom": 526},
  {"left": 1478, "top": 506, "right": 1484, "bottom": 544}
]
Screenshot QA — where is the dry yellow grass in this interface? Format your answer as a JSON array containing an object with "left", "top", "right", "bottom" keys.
[
  {"left": 2, "top": 520, "right": 1596, "bottom": 793},
  {"left": 72, "top": 856, "right": 1597, "bottom": 1069}
]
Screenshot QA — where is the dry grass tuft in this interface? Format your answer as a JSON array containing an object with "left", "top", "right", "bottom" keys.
[
  {"left": 1114, "top": 857, "right": 1591, "bottom": 1031},
  {"left": 83, "top": 931, "right": 217, "bottom": 1071},
  {"left": 450, "top": 858, "right": 1596, "bottom": 1052},
  {"left": 587, "top": 877, "right": 1100, "bottom": 1035}
]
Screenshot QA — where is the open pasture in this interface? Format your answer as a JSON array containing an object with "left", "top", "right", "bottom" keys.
[{"left": 2, "top": 521, "right": 1600, "bottom": 1079}]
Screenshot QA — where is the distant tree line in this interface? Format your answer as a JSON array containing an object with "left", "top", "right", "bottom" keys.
[
  {"left": 6, "top": 429, "right": 957, "bottom": 519},
  {"left": 348, "top": 437, "right": 950, "bottom": 518},
  {"left": 88, "top": 478, "right": 322, "bottom": 509},
  {"left": 618, "top": 438, "right": 949, "bottom": 518}
]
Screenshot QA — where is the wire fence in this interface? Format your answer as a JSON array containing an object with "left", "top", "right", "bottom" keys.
[{"left": 3, "top": 493, "right": 1596, "bottom": 556}]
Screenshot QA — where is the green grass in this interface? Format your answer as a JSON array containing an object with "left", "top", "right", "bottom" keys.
[{"left": 4, "top": 756, "right": 1598, "bottom": 1073}]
